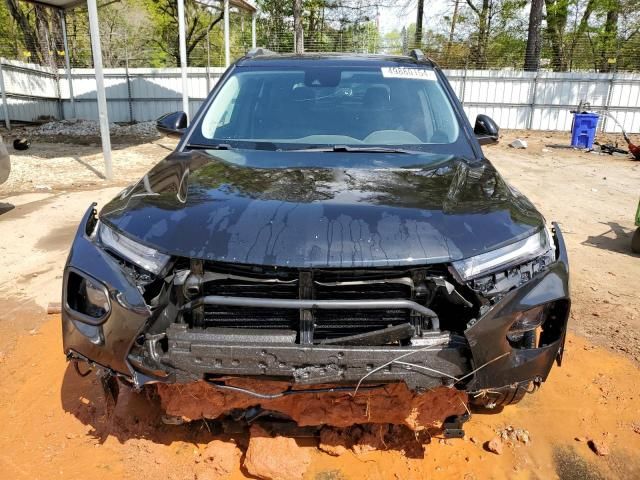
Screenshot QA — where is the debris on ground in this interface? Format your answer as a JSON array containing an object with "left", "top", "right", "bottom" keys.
[
  {"left": 194, "top": 440, "right": 241, "bottom": 480},
  {"left": 486, "top": 436, "right": 504, "bottom": 455},
  {"left": 588, "top": 439, "right": 610, "bottom": 456},
  {"left": 13, "top": 138, "right": 30, "bottom": 151},
  {"left": 509, "top": 138, "right": 528, "bottom": 149},
  {"left": 46, "top": 302, "right": 61, "bottom": 315},
  {"left": 28, "top": 119, "right": 160, "bottom": 138},
  {"left": 497, "top": 425, "right": 531, "bottom": 445},
  {"left": 155, "top": 380, "right": 468, "bottom": 432},
  {"left": 244, "top": 424, "right": 311, "bottom": 480}
]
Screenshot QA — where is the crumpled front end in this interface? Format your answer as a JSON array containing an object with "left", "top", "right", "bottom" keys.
[{"left": 62, "top": 204, "right": 570, "bottom": 408}]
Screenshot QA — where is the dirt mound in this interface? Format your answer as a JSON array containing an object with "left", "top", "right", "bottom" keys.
[
  {"left": 156, "top": 379, "right": 468, "bottom": 431},
  {"left": 30, "top": 119, "right": 160, "bottom": 138}
]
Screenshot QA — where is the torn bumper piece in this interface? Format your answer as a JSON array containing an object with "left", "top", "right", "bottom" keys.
[{"left": 62, "top": 206, "right": 570, "bottom": 400}]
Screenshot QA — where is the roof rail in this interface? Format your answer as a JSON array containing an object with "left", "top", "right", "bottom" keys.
[
  {"left": 246, "top": 47, "right": 278, "bottom": 58},
  {"left": 409, "top": 49, "right": 426, "bottom": 61}
]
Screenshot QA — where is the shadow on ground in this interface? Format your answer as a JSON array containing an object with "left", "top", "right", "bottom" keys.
[
  {"left": 60, "top": 363, "right": 434, "bottom": 459},
  {"left": 582, "top": 221, "right": 639, "bottom": 257}
]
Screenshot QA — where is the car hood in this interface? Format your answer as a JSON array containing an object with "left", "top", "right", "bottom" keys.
[{"left": 100, "top": 150, "right": 544, "bottom": 268}]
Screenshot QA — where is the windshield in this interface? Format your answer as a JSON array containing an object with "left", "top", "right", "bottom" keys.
[{"left": 189, "top": 64, "right": 472, "bottom": 158}]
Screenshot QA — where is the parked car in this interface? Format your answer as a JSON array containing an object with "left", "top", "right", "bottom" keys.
[
  {"left": 0, "top": 134, "right": 10, "bottom": 185},
  {"left": 62, "top": 50, "right": 570, "bottom": 410}
]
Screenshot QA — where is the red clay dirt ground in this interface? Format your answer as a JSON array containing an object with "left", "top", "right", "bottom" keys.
[{"left": 0, "top": 129, "right": 639, "bottom": 479}]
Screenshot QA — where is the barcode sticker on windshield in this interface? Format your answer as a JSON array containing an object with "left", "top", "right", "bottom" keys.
[{"left": 381, "top": 67, "right": 437, "bottom": 81}]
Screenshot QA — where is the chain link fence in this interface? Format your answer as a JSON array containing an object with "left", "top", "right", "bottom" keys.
[{"left": 0, "top": 1, "right": 638, "bottom": 72}]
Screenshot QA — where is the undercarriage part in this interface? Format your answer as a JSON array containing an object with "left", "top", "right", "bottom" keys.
[
  {"left": 205, "top": 380, "right": 386, "bottom": 399},
  {"left": 442, "top": 413, "right": 471, "bottom": 438},
  {"left": 98, "top": 369, "right": 120, "bottom": 416}
]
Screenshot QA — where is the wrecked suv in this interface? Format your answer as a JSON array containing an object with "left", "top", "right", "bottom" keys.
[{"left": 62, "top": 50, "right": 570, "bottom": 411}]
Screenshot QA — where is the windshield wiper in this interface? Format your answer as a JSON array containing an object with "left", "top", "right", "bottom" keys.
[
  {"left": 288, "top": 145, "right": 420, "bottom": 154},
  {"left": 188, "top": 143, "right": 233, "bottom": 150}
]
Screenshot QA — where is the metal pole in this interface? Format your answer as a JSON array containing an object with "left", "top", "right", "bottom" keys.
[
  {"left": 224, "top": 0, "right": 230, "bottom": 67},
  {"left": 0, "top": 58, "right": 10, "bottom": 130},
  {"left": 601, "top": 70, "right": 616, "bottom": 133},
  {"left": 60, "top": 10, "right": 76, "bottom": 119},
  {"left": 527, "top": 69, "right": 540, "bottom": 130},
  {"left": 87, "top": 0, "right": 113, "bottom": 180},
  {"left": 124, "top": 39, "right": 133, "bottom": 123},
  {"left": 252, "top": 12, "right": 256, "bottom": 49},
  {"left": 177, "top": 0, "right": 189, "bottom": 119},
  {"left": 206, "top": 29, "right": 211, "bottom": 92}
]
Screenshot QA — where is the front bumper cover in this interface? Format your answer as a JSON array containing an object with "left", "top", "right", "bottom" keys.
[{"left": 62, "top": 205, "right": 570, "bottom": 392}]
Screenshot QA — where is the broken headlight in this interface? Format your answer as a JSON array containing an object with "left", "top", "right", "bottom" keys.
[
  {"left": 98, "top": 222, "right": 170, "bottom": 275},
  {"left": 506, "top": 304, "right": 546, "bottom": 346},
  {"left": 452, "top": 229, "right": 553, "bottom": 281},
  {"left": 66, "top": 270, "right": 110, "bottom": 321}
]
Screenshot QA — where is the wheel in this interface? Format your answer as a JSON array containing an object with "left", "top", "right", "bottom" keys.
[{"left": 632, "top": 227, "right": 640, "bottom": 254}]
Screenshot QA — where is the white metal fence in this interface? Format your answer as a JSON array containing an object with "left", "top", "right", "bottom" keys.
[{"left": 2, "top": 58, "right": 640, "bottom": 133}]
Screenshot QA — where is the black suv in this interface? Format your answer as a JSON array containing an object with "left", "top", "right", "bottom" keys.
[{"left": 62, "top": 50, "right": 570, "bottom": 409}]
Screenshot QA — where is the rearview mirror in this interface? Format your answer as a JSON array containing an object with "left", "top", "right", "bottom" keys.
[
  {"left": 474, "top": 114, "right": 499, "bottom": 145},
  {"left": 156, "top": 111, "right": 188, "bottom": 138}
]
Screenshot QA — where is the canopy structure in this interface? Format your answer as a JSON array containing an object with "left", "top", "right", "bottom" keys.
[{"left": 21, "top": 0, "right": 257, "bottom": 180}]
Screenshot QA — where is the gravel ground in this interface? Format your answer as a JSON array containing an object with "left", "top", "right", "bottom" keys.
[{"left": 28, "top": 119, "right": 161, "bottom": 138}]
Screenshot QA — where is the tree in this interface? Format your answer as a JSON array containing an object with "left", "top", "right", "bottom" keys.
[
  {"left": 544, "top": 0, "right": 569, "bottom": 70},
  {"left": 293, "top": 0, "right": 303, "bottom": 52},
  {"left": 599, "top": 0, "right": 620, "bottom": 71},
  {"left": 524, "top": 0, "right": 543, "bottom": 70},
  {"left": 147, "top": 0, "right": 223, "bottom": 66},
  {"left": 4, "top": 0, "right": 64, "bottom": 67},
  {"left": 415, "top": 0, "right": 424, "bottom": 48},
  {"left": 446, "top": 0, "right": 461, "bottom": 54},
  {"left": 465, "top": 0, "right": 493, "bottom": 68}
]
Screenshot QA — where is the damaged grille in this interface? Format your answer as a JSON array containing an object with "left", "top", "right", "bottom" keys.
[{"left": 179, "top": 263, "right": 444, "bottom": 344}]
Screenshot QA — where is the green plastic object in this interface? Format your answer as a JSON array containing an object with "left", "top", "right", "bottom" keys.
[{"left": 636, "top": 199, "right": 640, "bottom": 227}]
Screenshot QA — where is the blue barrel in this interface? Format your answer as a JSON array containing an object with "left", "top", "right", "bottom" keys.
[{"left": 571, "top": 113, "right": 599, "bottom": 149}]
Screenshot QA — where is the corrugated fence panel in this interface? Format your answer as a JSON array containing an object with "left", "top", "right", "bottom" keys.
[
  {"left": 0, "top": 59, "right": 60, "bottom": 122},
  {"left": 58, "top": 67, "right": 224, "bottom": 122},
  {"left": 3, "top": 59, "right": 640, "bottom": 132}
]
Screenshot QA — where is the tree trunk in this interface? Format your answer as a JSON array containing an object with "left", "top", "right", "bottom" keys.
[
  {"left": 415, "top": 0, "right": 424, "bottom": 48},
  {"left": 293, "top": 0, "right": 304, "bottom": 53},
  {"left": 475, "top": 0, "right": 490, "bottom": 68},
  {"left": 5, "top": 0, "right": 42, "bottom": 63},
  {"left": 524, "top": 0, "right": 544, "bottom": 71},
  {"left": 447, "top": 0, "right": 461, "bottom": 54},
  {"left": 600, "top": 0, "right": 619, "bottom": 72},
  {"left": 544, "top": 0, "right": 569, "bottom": 71}
]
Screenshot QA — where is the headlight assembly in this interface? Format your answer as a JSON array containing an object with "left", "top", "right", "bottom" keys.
[
  {"left": 98, "top": 222, "right": 170, "bottom": 275},
  {"left": 452, "top": 229, "right": 554, "bottom": 281}
]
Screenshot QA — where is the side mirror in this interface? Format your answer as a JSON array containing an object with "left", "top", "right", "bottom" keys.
[
  {"left": 156, "top": 111, "right": 188, "bottom": 138},
  {"left": 474, "top": 114, "right": 499, "bottom": 145}
]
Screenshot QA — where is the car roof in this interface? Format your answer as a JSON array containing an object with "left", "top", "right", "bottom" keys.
[{"left": 235, "top": 52, "right": 437, "bottom": 68}]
